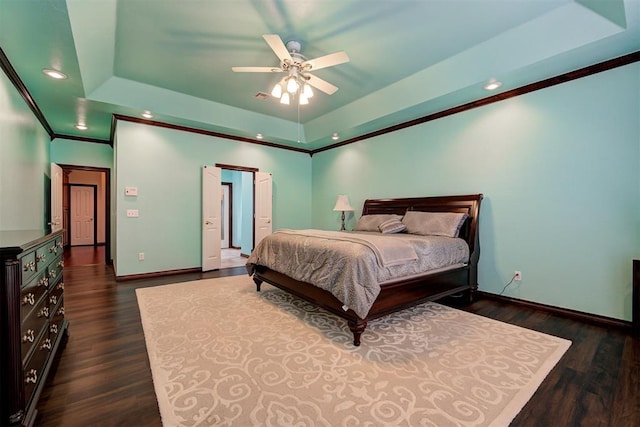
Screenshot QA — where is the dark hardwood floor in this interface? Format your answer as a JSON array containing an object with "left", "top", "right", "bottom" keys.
[{"left": 34, "top": 248, "right": 639, "bottom": 426}]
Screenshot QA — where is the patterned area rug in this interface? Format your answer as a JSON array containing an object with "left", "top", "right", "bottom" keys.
[{"left": 136, "top": 276, "right": 570, "bottom": 427}]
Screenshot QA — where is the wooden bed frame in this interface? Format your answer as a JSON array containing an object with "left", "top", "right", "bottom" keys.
[{"left": 252, "top": 194, "right": 483, "bottom": 346}]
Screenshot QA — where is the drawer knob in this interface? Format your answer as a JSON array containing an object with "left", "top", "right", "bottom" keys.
[
  {"left": 25, "top": 369, "right": 38, "bottom": 384},
  {"left": 37, "top": 253, "right": 46, "bottom": 263},
  {"left": 57, "top": 307, "right": 65, "bottom": 316},
  {"left": 49, "top": 246, "right": 57, "bottom": 254},
  {"left": 23, "top": 261, "right": 36, "bottom": 272},
  {"left": 48, "top": 269, "right": 57, "bottom": 278},
  {"left": 38, "top": 307, "right": 49, "bottom": 318},
  {"left": 57, "top": 260, "right": 64, "bottom": 268},
  {"left": 49, "top": 295, "right": 58, "bottom": 305},
  {"left": 38, "top": 277, "right": 48, "bottom": 287},
  {"left": 56, "top": 282, "right": 65, "bottom": 290},
  {"left": 50, "top": 324, "right": 59, "bottom": 334},
  {"left": 41, "top": 338, "right": 52, "bottom": 351},
  {"left": 22, "top": 293, "right": 35, "bottom": 306},
  {"left": 22, "top": 329, "right": 35, "bottom": 343}
]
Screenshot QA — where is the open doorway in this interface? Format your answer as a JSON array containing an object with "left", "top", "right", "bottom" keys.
[
  {"left": 58, "top": 164, "right": 111, "bottom": 267},
  {"left": 202, "top": 163, "right": 271, "bottom": 272},
  {"left": 220, "top": 169, "right": 253, "bottom": 268}
]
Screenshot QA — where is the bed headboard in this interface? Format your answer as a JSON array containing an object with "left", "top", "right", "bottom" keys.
[{"left": 362, "top": 194, "right": 483, "bottom": 264}]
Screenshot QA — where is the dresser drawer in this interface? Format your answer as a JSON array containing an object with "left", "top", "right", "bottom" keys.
[
  {"left": 23, "top": 332, "right": 52, "bottom": 407},
  {"left": 20, "top": 280, "right": 48, "bottom": 324},
  {"left": 47, "top": 255, "right": 63, "bottom": 283},
  {"left": 20, "top": 319, "right": 48, "bottom": 366},
  {"left": 41, "top": 237, "right": 63, "bottom": 261},
  {"left": 52, "top": 298, "right": 65, "bottom": 320},
  {"left": 20, "top": 250, "right": 37, "bottom": 284},
  {"left": 50, "top": 297, "right": 65, "bottom": 341},
  {"left": 49, "top": 276, "right": 64, "bottom": 310},
  {"left": 20, "top": 272, "right": 49, "bottom": 319},
  {"left": 22, "top": 294, "right": 49, "bottom": 346}
]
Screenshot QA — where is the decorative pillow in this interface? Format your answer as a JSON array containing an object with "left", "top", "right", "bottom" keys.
[
  {"left": 401, "top": 211, "right": 468, "bottom": 237},
  {"left": 353, "top": 214, "right": 403, "bottom": 232},
  {"left": 378, "top": 218, "right": 407, "bottom": 234}
]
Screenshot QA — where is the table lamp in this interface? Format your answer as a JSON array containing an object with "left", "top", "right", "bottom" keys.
[{"left": 333, "top": 195, "right": 354, "bottom": 231}]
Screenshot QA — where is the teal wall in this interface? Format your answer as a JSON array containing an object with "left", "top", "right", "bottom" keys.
[
  {"left": 114, "top": 121, "right": 312, "bottom": 276},
  {"left": 312, "top": 62, "right": 640, "bottom": 321},
  {"left": 50, "top": 138, "right": 114, "bottom": 169},
  {"left": 0, "top": 68, "right": 51, "bottom": 230}
]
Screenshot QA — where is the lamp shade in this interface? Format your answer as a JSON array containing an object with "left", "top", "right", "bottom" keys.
[{"left": 333, "top": 195, "right": 354, "bottom": 212}]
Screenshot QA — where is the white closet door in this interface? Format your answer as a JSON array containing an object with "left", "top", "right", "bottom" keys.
[
  {"left": 202, "top": 165, "right": 221, "bottom": 271},
  {"left": 254, "top": 171, "right": 272, "bottom": 248}
]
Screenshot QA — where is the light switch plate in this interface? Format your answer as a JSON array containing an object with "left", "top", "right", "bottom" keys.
[{"left": 126, "top": 209, "right": 139, "bottom": 218}]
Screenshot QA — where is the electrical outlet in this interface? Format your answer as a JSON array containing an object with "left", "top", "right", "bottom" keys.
[
  {"left": 138, "top": 252, "right": 144, "bottom": 261},
  {"left": 514, "top": 270, "right": 522, "bottom": 281}
]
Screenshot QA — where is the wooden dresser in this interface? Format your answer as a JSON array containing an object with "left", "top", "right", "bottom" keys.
[{"left": 0, "top": 230, "right": 68, "bottom": 426}]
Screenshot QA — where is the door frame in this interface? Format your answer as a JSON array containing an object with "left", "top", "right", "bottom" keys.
[
  {"left": 215, "top": 163, "right": 260, "bottom": 250},
  {"left": 221, "top": 182, "right": 234, "bottom": 249},
  {"left": 58, "top": 164, "right": 111, "bottom": 264},
  {"left": 69, "top": 184, "right": 97, "bottom": 246}
]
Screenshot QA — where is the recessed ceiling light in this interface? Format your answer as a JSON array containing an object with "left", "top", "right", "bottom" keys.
[
  {"left": 331, "top": 133, "right": 339, "bottom": 140},
  {"left": 75, "top": 123, "right": 87, "bottom": 130},
  {"left": 484, "top": 80, "right": 502, "bottom": 91},
  {"left": 141, "top": 111, "right": 153, "bottom": 119},
  {"left": 256, "top": 133, "right": 264, "bottom": 140},
  {"left": 42, "top": 69, "right": 67, "bottom": 80}
]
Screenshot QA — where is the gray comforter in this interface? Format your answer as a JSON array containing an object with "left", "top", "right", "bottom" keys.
[{"left": 246, "top": 229, "right": 469, "bottom": 318}]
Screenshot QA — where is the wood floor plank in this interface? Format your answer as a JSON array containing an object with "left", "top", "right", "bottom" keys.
[{"left": 34, "top": 249, "right": 640, "bottom": 426}]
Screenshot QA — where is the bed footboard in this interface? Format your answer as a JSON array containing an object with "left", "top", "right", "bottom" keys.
[{"left": 253, "top": 263, "right": 475, "bottom": 346}]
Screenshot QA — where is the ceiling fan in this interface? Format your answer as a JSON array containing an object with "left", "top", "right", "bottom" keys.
[{"left": 232, "top": 34, "right": 349, "bottom": 105}]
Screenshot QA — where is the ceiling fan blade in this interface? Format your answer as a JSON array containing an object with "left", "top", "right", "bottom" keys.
[
  {"left": 304, "top": 51, "right": 350, "bottom": 71},
  {"left": 262, "top": 34, "right": 293, "bottom": 64},
  {"left": 306, "top": 74, "right": 338, "bottom": 95},
  {"left": 232, "top": 66, "right": 283, "bottom": 73}
]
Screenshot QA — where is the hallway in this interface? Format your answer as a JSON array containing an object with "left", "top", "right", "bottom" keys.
[
  {"left": 63, "top": 245, "right": 106, "bottom": 267},
  {"left": 221, "top": 248, "right": 247, "bottom": 268}
]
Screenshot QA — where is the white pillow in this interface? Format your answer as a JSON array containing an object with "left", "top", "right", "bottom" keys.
[{"left": 402, "top": 211, "right": 468, "bottom": 237}]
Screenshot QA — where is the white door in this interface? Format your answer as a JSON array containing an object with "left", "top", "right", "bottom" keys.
[
  {"left": 70, "top": 186, "right": 95, "bottom": 246},
  {"left": 202, "top": 166, "right": 221, "bottom": 271},
  {"left": 254, "top": 172, "right": 272, "bottom": 247},
  {"left": 50, "top": 163, "right": 63, "bottom": 232}
]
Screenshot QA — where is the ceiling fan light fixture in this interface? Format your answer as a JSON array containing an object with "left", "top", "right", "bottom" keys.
[
  {"left": 75, "top": 123, "right": 87, "bottom": 130},
  {"left": 271, "top": 82, "right": 283, "bottom": 98},
  {"left": 303, "top": 83, "right": 313, "bottom": 98},
  {"left": 286, "top": 77, "right": 299, "bottom": 94},
  {"left": 233, "top": 35, "right": 350, "bottom": 109}
]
